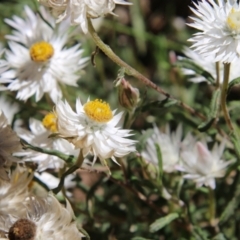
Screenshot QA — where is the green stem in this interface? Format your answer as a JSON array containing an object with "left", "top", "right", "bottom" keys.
[
  {"left": 87, "top": 18, "right": 206, "bottom": 121},
  {"left": 52, "top": 164, "right": 79, "bottom": 194},
  {"left": 221, "top": 63, "right": 233, "bottom": 132},
  {"left": 21, "top": 138, "right": 76, "bottom": 164},
  {"left": 52, "top": 150, "right": 84, "bottom": 194},
  {"left": 209, "top": 188, "right": 216, "bottom": 226},
  {"left": 215, "top": 62, "right": 220, "bottom": 89},
  {"left": 76, "top": 149, "right": 84, "bottom": 167}
]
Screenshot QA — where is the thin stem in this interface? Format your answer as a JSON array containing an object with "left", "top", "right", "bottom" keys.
[
  {"left": 209, "top": 188, "right": 216, "bottom": 226},
  {"left": 209, "top": 188, "right": 220, "bottom": 233},
  {"left": 52, "top": 165, "right": 79, "bottom": 194},
  {"left": 221, "top": 63, "right": 233, "bottom": 132},
  {"left": 87, "top": 18, "right": 206, "bottom": 121},
  {"left": 76, "top": 149, "right": 84, "bottom": 167},
  {"left": 115, "top": 178, "right": 163, "bottom": 214},
  {"left": 20, "top": 138, "right": 76, "bottom": 164},
  {"left": 215, "top": 62, "right": 220, "bottom": 89},
  {"left": 52, "top": 150, "right": 84, "bottom": 194}
]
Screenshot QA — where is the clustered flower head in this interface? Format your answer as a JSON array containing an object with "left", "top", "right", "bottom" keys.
[
  {"left": 1, "top": 6, "right": 88, "bottom": 103},
  {"left": 55, "top": 98, "right": 136, "bottom": 166},
  {"left": 142, "top": 124, "right": 182, "bottom": 173},
  {"left": 141, "top": 125, "right": 233, "bottom": 189},
  {"left": 178, "top": 140, "right": 234, "bottom": 189},
  {"left": 39, "top": 0, "right": 132, "bottom": 34},
  {"left": 188, "top": 0, "right": 240, "bottom": 62},
  {"left": 15, "top": 117, "right": 79, "bottom": 171}
]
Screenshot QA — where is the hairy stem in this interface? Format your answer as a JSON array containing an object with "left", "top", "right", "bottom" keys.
[{"left": 221, "top": 63, "right": 233, "bottom": 132}]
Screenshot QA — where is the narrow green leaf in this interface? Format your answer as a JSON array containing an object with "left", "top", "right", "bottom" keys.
[
  {"left": 176, "top": 58, "right": 215, "bottom": 84},
  {"left": 198, "top": 89, "right": 220, "bottom": 132},
  {"left": 192, "top": 226, "right": 209, "bottom": 240},
  {"left": 20, "top": 139, "right": 76, "bottom": 163},
  {"left": 228, "top": 77, "right": 240, "bottom": 92},
  {"left": 209, "top": 89, "right": 221, "bottom": 118},
  {"left": 198, "top": 118, "right": 215, "bottom": 132},
  {"left": 78, "top": 227, "right": 90, "bottom": 240},
  {"left": 141, "top": 98, "right": 178, "bottom": 111},
  {"left": 155, "top": 144, "right": 163, "bottom": 180},
  {"left": 48, "top": 132, "right": 61, "bottom": 138},
  {"left": 219, "top": 180, "right": 240, "bottom": 224},
  {"left": 136, "top": 129, "right": 154, "bottom": 152},
  {"left": 149, "top": 213, "right": 179, "bottom": 232}
]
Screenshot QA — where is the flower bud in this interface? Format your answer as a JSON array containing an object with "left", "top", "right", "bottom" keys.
[{"left": 116, "top": 78, "right": 140, "bottom": 111}]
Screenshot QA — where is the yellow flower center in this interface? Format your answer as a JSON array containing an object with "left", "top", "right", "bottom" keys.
[
  {"left": 227, "top": 8, "right": 240, "bottom": 32},
  {"left": 42, "top": 113, "right": 58, "bottom": 132},
  {"left": 29, "top": 41, "right": 54, "bottom": 62},
  {"left": 83, "top": 99, "right": 113, "bottom": 123}
]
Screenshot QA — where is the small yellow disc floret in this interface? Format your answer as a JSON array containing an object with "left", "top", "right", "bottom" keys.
[
  {"left": 42, "top": 113, "right": 57, "bottom": 132},
  {"left": 84, "top": 99, "right": 113, "bottom": 123},
  {"left": 30, "top": 41, "right": 54, "bottom": 62},
  {"left": 227, "top": 8, "right": 240, "bottom": 33}
]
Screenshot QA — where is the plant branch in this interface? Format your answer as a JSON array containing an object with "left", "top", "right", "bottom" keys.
[
  {"left": 87, "top": 18, "right": 206, "bottom": 121},
  {"left": 221, "top": 63, "right": 233, "bottom": 132},
  {"left": 52, "top": 150, "right": 84, "bottom": 194},
  {"left": 20, "top": 139, "right": 76, "bottom": 164},
  {"left": 80, "top": 167, "right": 164, "bottom": 215}
]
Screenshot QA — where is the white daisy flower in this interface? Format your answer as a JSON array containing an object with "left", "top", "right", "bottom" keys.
[
  {"left": 55, "top": 98, "right": 136, "bottom": 165},
  {"left": 177, "top": 140, "right": 234, "bottom": 189},
  {"left": 15, "top": 117, "right": 79, "bottom": 171},
  {"left": 0, "top": 110, "right": 22, "bottom": 180},
  {"left": 188, "top": 0, "right": 240, "bottom": 63},
  {"left": 142, "top": 124, "right": 182, "bottom": 173},
  {"left": 2, "top": 194, "right": 83, "bottom": 240},
  {"left": 39, "top": 0, "right": 132, "bottom": 34},
  {"left": 179, "top": 47, "right": 240, "bottom": 83},
  {"left": 2, "top": 6, "right": 88, "bottom": 103},
  {"left": 0, "top": 95, "right": 19, "bottom": 124}
]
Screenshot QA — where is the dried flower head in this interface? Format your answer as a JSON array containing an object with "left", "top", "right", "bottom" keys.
[{"left": 38, "top": 0, "right": 132, "bottom": 34}]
